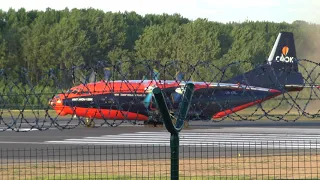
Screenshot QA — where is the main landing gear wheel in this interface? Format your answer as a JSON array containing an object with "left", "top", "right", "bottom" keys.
[
  {"left": 84, "top": 118, "right": 95, "bottom": 128},
  {"left": 144, "top": 120, "right": 163, "bottom": 127}
]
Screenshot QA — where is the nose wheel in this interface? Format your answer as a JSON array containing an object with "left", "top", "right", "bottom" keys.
[{"left": 84, "top": 118, "right": 95, "bottom": 128}]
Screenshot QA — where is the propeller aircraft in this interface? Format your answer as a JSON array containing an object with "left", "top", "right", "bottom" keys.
[{"left": 49, "top": 32, "right": 320, "bottom": 127}]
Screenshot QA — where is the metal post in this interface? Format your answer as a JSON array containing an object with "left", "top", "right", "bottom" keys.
[
  {"left": 170, "top": 133, "right": 179, "bottom": 179},
  {"left": 153, "top": 83, "right": 194, "bottom": 180}
]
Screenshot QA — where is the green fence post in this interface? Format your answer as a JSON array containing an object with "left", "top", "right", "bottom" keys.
[{"left": 153, "top": 83, "right": 195, "bottom": 180}]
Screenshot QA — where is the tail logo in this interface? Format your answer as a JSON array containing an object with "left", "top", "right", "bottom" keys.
[
  {"left": 275, "top": 46, "right": 294, "bottom": 63},
  {"left": 282, "top": 46, "right": 289, "bottom": 56}
]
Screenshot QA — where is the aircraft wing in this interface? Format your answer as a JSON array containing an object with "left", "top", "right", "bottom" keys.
[
  {"left": 175, "top": 82, "right": 320, "bottom": 94},
  {"left": 174, "top": 82, "right": 276, "bottom": 94},
  {"left": 285, "top": 84, "right": 320, "bottom": 88}
]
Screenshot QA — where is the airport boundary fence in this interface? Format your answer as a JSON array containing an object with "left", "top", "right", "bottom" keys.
[
  {"left": 0, "top": 58, "right": 319, "bottom": 179},
  {"left": 0, "top": 58, "right": 320, "bottom": 132},
  {"left": 0, "top": 141, "right": 320, "bottom": 179}
]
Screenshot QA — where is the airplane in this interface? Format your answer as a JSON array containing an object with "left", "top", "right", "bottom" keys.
[{"left": 49, "top": 32, "right": 319, "bottom": 127}]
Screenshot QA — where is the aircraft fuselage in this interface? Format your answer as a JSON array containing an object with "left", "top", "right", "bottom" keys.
[{"left": 49, "top": 80, "right": 282, "bottom": 121}]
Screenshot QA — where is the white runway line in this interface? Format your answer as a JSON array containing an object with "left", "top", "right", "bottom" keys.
[
  {"left": 44, "top": 128, "right": 320, "bottom": 148},
  {"left": 0, "top": 123, "right": 137, "bottom": 131},
  {"left": 0, "top": 128, "right": 40, "bottom": 131},
  {"left": 0, "top": 127, "right": 58, "bottom": 131}
]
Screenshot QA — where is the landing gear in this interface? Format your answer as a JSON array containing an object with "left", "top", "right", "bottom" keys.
[
  {"left": 143, "top": 120, "right": 163, "bottom": 127},
  {"left": 145, "top": 111, "right": 191, "bottom": 128},
  {"left": 144, "top": 112, "right": 164, "bottom": 127},
  {"left": 84, "top": 118, "right": 95, "bottom": 128},
  {"left": 145, "top": 111, "right": 190, "bottom": 128}
]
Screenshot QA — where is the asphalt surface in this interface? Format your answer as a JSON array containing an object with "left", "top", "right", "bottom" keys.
[{"left": 0, "top": 118, "right": 320, "bottom": 162}]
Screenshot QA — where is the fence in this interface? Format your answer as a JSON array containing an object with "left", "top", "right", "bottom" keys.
[
  {"left": 0, "top": 141, "right": 319, "bottom": 180},
  {"left": 0, "top": 58, "right": 319, "bottom": 133},
  {"left": 0, "top": 58, "right": 319, "bottom": 179}
]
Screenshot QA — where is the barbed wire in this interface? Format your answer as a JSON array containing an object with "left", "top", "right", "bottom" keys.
[{"left": 0, "top": 59, "right": 319, "bottom": 132}]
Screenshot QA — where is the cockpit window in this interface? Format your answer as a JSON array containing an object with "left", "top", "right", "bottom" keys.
[{"left": 66, "top": 89, "right": 79, "bottom": 94}]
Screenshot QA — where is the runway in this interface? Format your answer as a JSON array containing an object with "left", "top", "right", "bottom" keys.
[
  {"left": 43, "top": 128, "right": 320, "bottom": 148},
  {"left": 0, "top": 119, "right": 320, "bottom": 161}
]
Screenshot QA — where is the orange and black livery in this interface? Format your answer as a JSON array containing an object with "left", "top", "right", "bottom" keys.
[{"left": 49, "top": 32, "right": 315, "bottom": 127}]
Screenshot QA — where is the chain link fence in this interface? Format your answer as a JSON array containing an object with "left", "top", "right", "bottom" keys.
[
  {"left": 0, "top": 59, "right": 319, "bottom": 132},
  {"left": 0, "top": 142, "right": 319, "bottom": 179},
  {"left": 0, "top": 58, "right": 319, "bottom": 179}
]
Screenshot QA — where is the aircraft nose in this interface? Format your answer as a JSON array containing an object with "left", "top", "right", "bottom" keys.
[
  {"left": 49, "top": 97, "right": 56, "bottom": 107},
  {"left": 48, "top": 98, "right": 53, "bottom": 106},
  {"left": 49, "top": 94, "right": 63, "bottom": 107}
]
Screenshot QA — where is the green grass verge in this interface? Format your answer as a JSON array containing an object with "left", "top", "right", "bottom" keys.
[
  {"left": 4, "top": 155, "right": 320, "bottom": 180},
  {"left": 0, "top": 109, "right": 63, "bottom": 119}
]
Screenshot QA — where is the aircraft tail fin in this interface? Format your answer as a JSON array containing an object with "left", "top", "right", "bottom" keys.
[
  {"left": 267, "top": 31, "right": 299, "bottom": 72},
  {"left": 225, "top": 31, "right": 304, "bottom": 91}
]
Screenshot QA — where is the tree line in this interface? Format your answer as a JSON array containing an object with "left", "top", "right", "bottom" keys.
[{"left": 0, "top": 8, "right": 319, "bottom": 109}]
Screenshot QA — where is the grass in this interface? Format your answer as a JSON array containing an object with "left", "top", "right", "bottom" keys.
[
  {"left": 28, "top": 174, "right": 252, "bottom": 180},
  {"left": 0, "top": 109, "right": 57, "bottom": 118},
  {"left": 1, "top": 154, "right": 320, "bottom": 179},
  {"left": 215, "top": 105, "right": 320, "bottom": 121}
]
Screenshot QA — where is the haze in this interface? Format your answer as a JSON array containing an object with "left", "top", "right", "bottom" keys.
[{"left": 1, "top": 0, "right": 320, "bottom": 24}]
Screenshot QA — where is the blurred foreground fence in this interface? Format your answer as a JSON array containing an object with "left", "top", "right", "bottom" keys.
[
  {"left": 0, "top": 59, "right": 319, "bottom": 132},
  {"left": 0, "top": 58, "right": 319, "bottom": 179},
  {"left": 1, "top": 141, "right": 320, "bottom": 179}
]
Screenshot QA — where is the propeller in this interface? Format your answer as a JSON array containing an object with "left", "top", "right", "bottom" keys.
[
  {"left": 142, "top": 75, "right": 147, "bottom": 81},
  {"left": 104, "top": 67, "right": 112, "bottom": 81},
  {"left": 143, "top": 85, "right": 155, "bottom": 108},
  {"left": 143, "top": 69, "right": 160, "bottom": 109},
  {"left": 78, "top": 67, "right": 112, "bottom": 84},
  {"left": 152, "top": 69, "right": 160, "bottom": 80},
  {"left": 77, "top": 68, "right": 96, "bottom": 85},
  {"left": 171, "top": 72, "right": 185, "bottom": 103},
  {"left": 142, "top": 69, "right": 158, "bottom": 81},
  {"left": 88, "top": 71, "right": 96, "bottom": 83},
  {"left": 176, "top": 71, "right": 184, "bottom": 82},
  {"left": 143, "top": 70, "right": 187, "bottom": 108}
]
